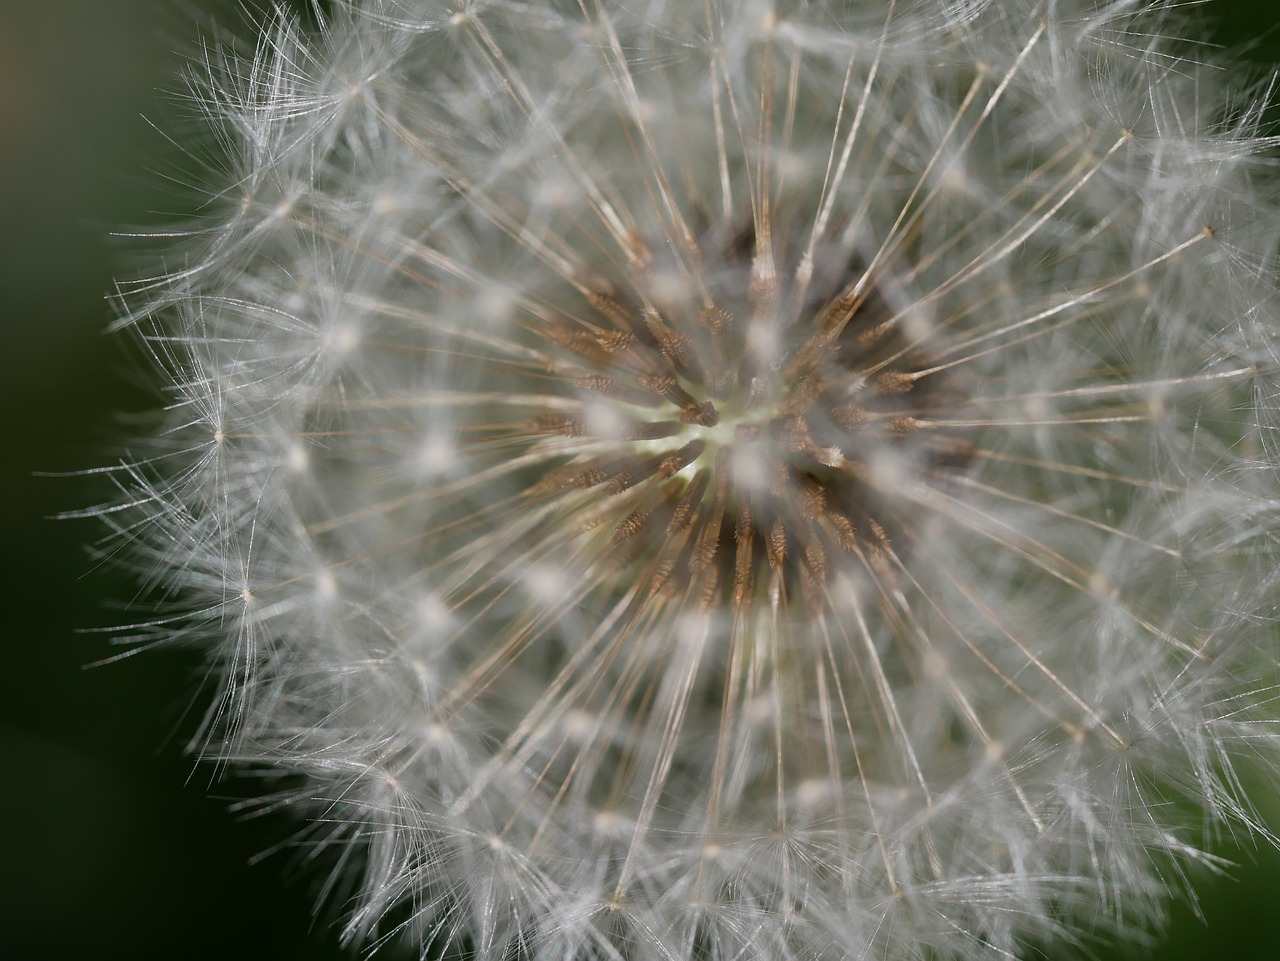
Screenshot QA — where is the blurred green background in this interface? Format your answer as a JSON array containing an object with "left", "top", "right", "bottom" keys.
[{"left": 3, "top": 1, "right": 1280, "bottom": 959}]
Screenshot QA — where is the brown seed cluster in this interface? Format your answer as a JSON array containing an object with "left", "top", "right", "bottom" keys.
[{"left": 519, "top": 227, "right": 974, "bottom": 618}]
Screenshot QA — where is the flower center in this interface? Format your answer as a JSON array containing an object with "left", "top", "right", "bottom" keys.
[{"left": 520, "top": 229, "right": 974, "bottom": 613}]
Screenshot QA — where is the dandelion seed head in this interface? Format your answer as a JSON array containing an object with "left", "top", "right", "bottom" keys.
[{"left": 105, "top": 0, "right": 1280, "bottom": 959}]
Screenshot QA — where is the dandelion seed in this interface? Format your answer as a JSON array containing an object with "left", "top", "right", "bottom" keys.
[{"left": 104, "top": 1, "right": 1280, "bottom": 959}]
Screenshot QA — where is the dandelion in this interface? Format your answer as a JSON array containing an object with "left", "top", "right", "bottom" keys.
[{"left": 104, "top": 1, "right": 1280, "bottom": 958}]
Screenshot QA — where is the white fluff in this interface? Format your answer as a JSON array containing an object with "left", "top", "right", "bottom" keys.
[{"left": 107, "top": 2, "right": 1280, "bottom": 959}]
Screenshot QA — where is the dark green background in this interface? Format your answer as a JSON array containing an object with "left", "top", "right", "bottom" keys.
[{"left": 3, "top": 2, "right": 1279, "bottom": 958}]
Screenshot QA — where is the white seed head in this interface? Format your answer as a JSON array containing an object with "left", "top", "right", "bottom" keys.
[{"left": 106, "top": 1, "right": 1280, "bottom": 960}]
